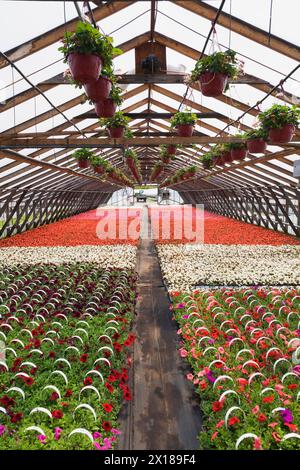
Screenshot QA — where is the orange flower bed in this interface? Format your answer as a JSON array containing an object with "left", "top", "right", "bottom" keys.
[
  {"left": 0, "top": 208, "right": 141, "bottom": 247},
  {"left": 149, "top": 206, "right": 300, "bottom": 245}
]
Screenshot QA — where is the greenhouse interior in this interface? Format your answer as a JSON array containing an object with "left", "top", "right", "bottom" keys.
[{"left": 0, "top": 0, "right": 300, "bottom": 455}]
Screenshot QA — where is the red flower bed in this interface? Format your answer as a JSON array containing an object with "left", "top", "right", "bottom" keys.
[
  {"left": 0, "top": 209, "right": 141, "bottom": 247},
  {"left": 150, "top": 207, "right": 300, "bottom": 245}
]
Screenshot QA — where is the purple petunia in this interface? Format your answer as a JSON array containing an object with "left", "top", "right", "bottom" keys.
[{"left": 280, "top": 408, "right": 293, "bottom": 423}]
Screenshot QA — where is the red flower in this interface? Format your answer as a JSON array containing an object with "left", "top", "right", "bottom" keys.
[
  {"left": 84, "top": 377, "right": 93, "bottom": 386},
  {"left": 0, "top": 395, "right": 15, "bottom": 408},
  {"left": 102, "top": 403, "right": 113, "bottom": 413},
  {"left": 10, "top": 412, "right": 23, "bottom": 423},
  {"left": 113, "top": 342, "right": 122, "bottom": 353},
  {"left": 124, "top": 339, "right": 132, "bottom": 347},
  {"left": 80, "top": 354, "right": 89, "bottom": 363},
  {"left": 102, "top": 421, "right": 112, "bottom": 432},
  {"left": 262, "top": 395, "right": 275, "bottom": 404},
  {"left": 64, "top": 389, "right": 73, "bottom": 397},
  {"left": 123, "top": 390, "right": 132, "bottom": 401},
  {"left": 49, "top": 351, "right": 56, "bottom": 359},
  {"left": 105, "top": 382, "right": 114, "bottom": 393},
  {"left": 287, "top": 384, "right": 297, "bottom": 390},
  {"left": 50, "top": 392, "right": 59, "bottom": 401},
  {"left": 23, "top": 377, "right": 34, "bottom": 386},
  {"left": 52, "top": 410, "right": 63, "bottom": 419},
  {"left": 212, "top": 401, "right": 224, "bottom": 412},
  {"left": 258, "top": 413, "right": 267, "bottom": 422},
  {"left": 228, "top": 416, "right": 240, "bottom": 427}
]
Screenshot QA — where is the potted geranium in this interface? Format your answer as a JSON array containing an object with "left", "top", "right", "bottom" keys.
[
  {"left": 228, "top": 136, "right": 248, "bottom": 161},
  {"left": 84, "top": 66, "right": 114, "bottom": 102},
  {"left": 191, "top": 50, "right": 240, "bottom": 97},
  {"left": 95, "top": 84, "right": 123, "bottom": 118},
  {"left": 125, "top": 149, "right": 141, "bottom": 182},
  {"left": 170, "top": 112, "right": 197, "bottom": 137},
  {"left": 160, "top": 144, "right": 177, "bottom": 156},
  {"left": 100, "top": 111, "right": 130, "bottom": 138},
  {"left": 258, "top": 104, "right": 300, "bottom": 143},
  {"left": 201, "top": 153, "right": 213, "bottom": 170},
  {"left": 90, "top": 155, "right": 108, "bottom": 174},
  {"left": 59, "top": 21, "right": 122, "bottom": 85},
  {"left": 72, "top": 148, "right": 93, "bottom": 169},
  {"left": 244, "top": 127, "right": 268, "bottom": 153}
]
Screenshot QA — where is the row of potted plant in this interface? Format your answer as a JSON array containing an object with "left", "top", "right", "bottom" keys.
[
  {"left": 72, "top": 148, "right": 133, "bottom": 187},
  {"left": 171, "top": 288, "right": 300, "bottom": 450},
  {"left": 159, "top": 145, "right": 177, "bottom": 164},
  {"left": 59, "top": 21, "right": 123, "bottom": 118},
  {"left": 161, "top": 166, "right": 197, "bottom": 187},
  {"left": 0, "top": 264, "right": 137, "bottom": 450}
]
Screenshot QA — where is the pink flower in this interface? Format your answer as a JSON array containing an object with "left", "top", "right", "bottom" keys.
[
  {"left": 216, "top": 420, "right": 224, "bottom": 428},
  {"left": 186, "top": 373, "right": 194, "bottom": 381},
  {"left": 211, "top": 431, "right": 218, "bottom": 441},
  {"left": 0, "top": 425, "right": 6, "bottom": 436},
  {"left": 252, "top": 405, "right": 260, "bottom": 414},
  {"left": 180, "top": 348, "right": 188, "bottom": 358},
  {"left": 268, "top": 422, "right": 278, "bottom": 428},
  {"left": 253, "top": 437, "right": 263, "bottom": 450},
  {"left": 103, "top": 438, "right": 112, "bottom": 449},
  {"left": 93, "top": 432, "right": 102, "bottom": 440},
  {"left": 54, "top": 427, "right": 62, "bottom": 441},
  {"left": 37, "top": 434, "right": 46, "bottom": 444},
  {"left": 111, "top": 428, "right": 122, "bottom": 436}
]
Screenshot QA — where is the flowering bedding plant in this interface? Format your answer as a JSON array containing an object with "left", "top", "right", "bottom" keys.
[
  {"left": 171, "top": 288, "right": 300, "bottom": 450},
  {"left": 0, "top": 263, "right": 137, "bottom": 450}
]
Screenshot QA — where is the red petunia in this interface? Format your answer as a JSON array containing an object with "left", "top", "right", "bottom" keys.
[
  {"left": 262, "top": 395, "right": 275, "bottom": 404},
  {"left": 64, "top": 389, "right": 73, "bottom": 397},
  {"left": 84, "top": 377, "right": 93, "bottom": 386},
  {"left": 123, "top": 390, "right": 132, "bottom": 401},
  {"left": 102, "top": 421, "right": 112, "bottom": 432},
  {"left": 102, "top": 403, "right": 113, "bottom": 413},
  {"left": 10, "top": 412, "right": 23, "bottom": 423},
  {"left": 52, "top": 410, "right": 63, "bottom": 419},
  {"left": 113, "top": 342, "right": 122, "bottom": 353},
  {"left": 212, "top": 401, "right": 224, "bottom": 412},
  {"left": 228, "top": 416, "right": 240, "bottom": 427},
  {"left": 80, "top": 354, "right": 89, "bottom": 363},
  {"left": 257, "top": 413, "right": 267, "bottom": 422},
  {"left": 23, "top": 377, "right": 34, "bottom": 386},
  {"left": 105, "top": 382, "right": 114, "bottom": 393},
  {"left": 50, "top": 392, "right": 59, "bottom": 401}
]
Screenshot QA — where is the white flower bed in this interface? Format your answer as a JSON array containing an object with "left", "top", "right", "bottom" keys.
[
  {"left": 0, "top": 245, "right": 137, "bottom": 269},
  {"left": 157, "top": 244, "right": 300, "bottom": 290}
]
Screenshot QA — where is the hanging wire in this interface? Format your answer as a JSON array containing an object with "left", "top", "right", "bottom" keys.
[
  {"left": 268, "top": 0, "right": 274, "bottom": 45},
  {"left": 109, "top": 9, "right": 151, "bottom": 35},
  {"left": 178, "top": 0, "right": 227, "bottom": 111},
  {"left": 11, "top": 65, "right": 16, "bottom": 131},
  {"left": 228, "top": 0, "right": 232, "bottom": 49},
  {"left": 34, "top": 95, "right": 37, "bottom": 135}
]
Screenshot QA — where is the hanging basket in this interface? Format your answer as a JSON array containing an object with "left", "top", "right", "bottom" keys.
[
  {"left": 268, "top": 124, "right": 295, "bottom": 144},
  {"left": 78, "top": 159, "right": 89, "bottom": 169},
  {"left": 176, "top": 124, "right": 194, "bottom": 137},
  {"left": 222, "top": 151, "right": 233, "bottom": 163},
  {"left": 246, "top": 138, "right": 267, "bottom": 154},
  {"left": 84, "top": 77, "right": 112, "bottom": 102},
  {"left": 93, "top": 165, "right": 105, "bottom": 175},
  {"left": 68, "top": 53, "right": 102, "bottom": 85},
  {"left": 231, "top": 148, "right": 248, "bottom": 161},
  {"left": 162, "top": 156, "right": 171, "bottom": 164},
  {"left": 199, "top": 72, "right": 228, "bottom": 97},
  {"left": 202, "top": 160, "right": 212, "bottom": 170},
  {"left": 94, "top": 99, "right": 116, "bottom": 118},
  {"left": 166, "top": 145, "right": 177, "bottom": 156},
  {"left": 107, "top": 127, "right": 125, "bottom": 138}
]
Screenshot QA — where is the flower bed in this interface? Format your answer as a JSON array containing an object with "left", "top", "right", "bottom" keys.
[
  {"left": 0, "top": 209, "right": 141, "bottom": 247},
  {"left": 149, "top": 207, "right": 300, "bottom": 245},
  {"left": 157, "top": 244, "right": 300, "bottom": 291},
  {"left": 0, "top": 263, "right": 137, "bottom": 450},
  {"left": 171, "top": 288, "right": 300, "bottom": 450}
]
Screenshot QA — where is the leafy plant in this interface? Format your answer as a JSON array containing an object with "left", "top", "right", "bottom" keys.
[
  {"left": 90, "top": 155, "right": 108, "bottom": 169},
  {"left": 191, "top": 50, "right": 240, "bottom": 81},
  {"left": 170, "top": 112, "right": 197, "bottom": 127},
  {"left": 124, "top": 149, "right": 138, "bottom": 160},
  {"left": 100, "top": 111, "right": 130, "bottom": 129},
  {"left": 244, "top": 127, "right": 268, "bottom": 141},
  {"left": 58, "top": 21, "right": 122, "bottom": 69},
  {"left": 72, "top": 148, "right": 93, "bottom": 161},
  {"left": 109, "top": 84, "right": 123, "bottom": 105},
  {"left": 258, "top": 104, "right": 300, "bottom": 130},
  {"left": 201, "top": 153, "right": 213, "bottom": 168},
  {"left": 227, "top": 134, "right": 246, "bottom": 150}
]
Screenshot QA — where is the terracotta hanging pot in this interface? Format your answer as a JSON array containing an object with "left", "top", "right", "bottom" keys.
[
  {"left": 68, "top": 53, "right": 102, "bottom": 85},
  {"left": 176, "top": 124, "right": 194, "bottom": 137},
  {"left": 107, "top": 126, "right": 125, "bottom": 138},
  {"left": 222, "top": 151, "right": 233, "bottom": 163},
  {"left": 94, "top": 99, "right": 117, "bottom": 118},
  {"left": 166, "top": 145, "right": 177, "bottom": 155},
  {"left": 78, "top": 159, "right": 89, "bottom": 169},
  {"left": 162, "top": 156, "right": 171, "bottom": 164},
  {"left": 246, "top": 138, "right": 267, "bottom": 154},
  {"left": 231, "top": 147, "right": 248, "bottom": 160},
  {"left": 93, "top": 165, "right": 105, "bottom": 174},
  {"left": 84, "top": 76, "right": 112, "bottom": 102},
  {"left": 199, "top": 72, "right": 228, "bottom": 97},
  {"left": 268, "top": 124, "right": 295, "bottom": 143}
]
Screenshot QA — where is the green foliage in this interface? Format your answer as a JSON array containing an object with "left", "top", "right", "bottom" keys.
[
  {"left": 244, "top": 127, "right": 268, "bottom": 140},
  {"left": 124, "top": 149, "right": 138, "bottom": 160},
  {"left": 109, "top": 84, "right": 123, "bottom": 105},
  {"left": 170, "top": 112, "right": 197, "bottom": 127},
  {"left": 258, "top": 104, "right": 300, "bottom": 130},
  {"left": 191, "top": 50, "right": 239, "bottom": 81},
  {"left": 58, "top": 21, "right": 122, "bottom": 68},
  {"left": 89, "top": 155, "right": 108, "bottom": 168},
  {"left": 72, "top": 148, "right": 93, "bottom": 161},
  {"left": 100, "top": 111, "right": 130, "bottom": 129},
  {"left": 227, "top": 134, "right": 246, "bottom": 150}
]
